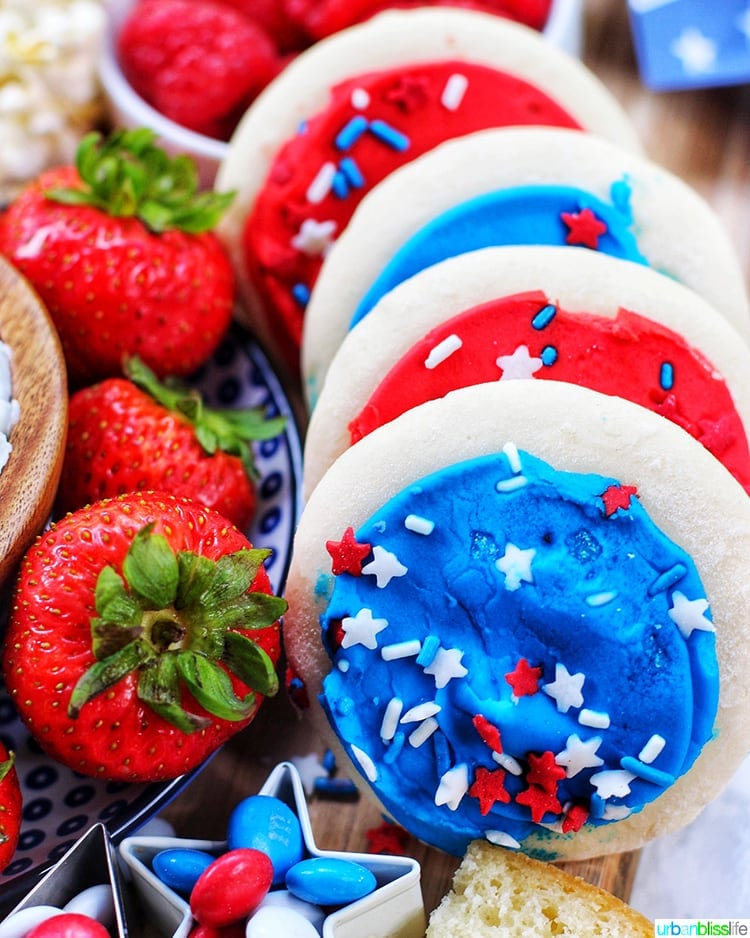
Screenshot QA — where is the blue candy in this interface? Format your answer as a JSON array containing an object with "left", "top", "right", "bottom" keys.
[
  {"left": 285, "top": 857, "right": 377, "bottom": 905},
  {"left": 152, "top": 847, "right": 215, "bottom": 895},
  {"left": 227, "top": 794, "right": 304, "bottom": 885}
]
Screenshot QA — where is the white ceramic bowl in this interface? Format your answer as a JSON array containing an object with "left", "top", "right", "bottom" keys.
[{"left": 97, "top": 0, "right": 584, "bottom": 187}]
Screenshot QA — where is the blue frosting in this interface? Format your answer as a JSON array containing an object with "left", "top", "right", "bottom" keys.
[
  {"left": 350, "top": 180, "right": 648, "bottom": 327},
  {"left": 318, "top": 449, "right": 719, "bottom": 857}
]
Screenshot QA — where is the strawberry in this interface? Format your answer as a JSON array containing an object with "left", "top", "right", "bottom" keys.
[
  {"left": 118, "top": 0, "right": 280, "bottom": 140},
  {"left": 0, "top": 745, "right": 21, "bottom": 873},
  {"left": 0, "top": 129, "right": 236, "bottom": 388},
  {"left": 212, "top": 0, "right": 309, "bottom": 53},
  {"left": 2, "top": 492, "right": 286, "bottom": 782},
  {"left": 56, "top": 357, "right": 287, "bottom": 530}
]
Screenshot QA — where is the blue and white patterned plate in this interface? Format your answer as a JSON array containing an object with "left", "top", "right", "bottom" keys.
[{"left": 0, "top": 326, "right": 303, "bottom": 909}]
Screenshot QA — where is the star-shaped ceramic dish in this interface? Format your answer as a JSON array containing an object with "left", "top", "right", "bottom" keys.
[{"left": 119, "top": 761, "right": 425, "bottom": 938}]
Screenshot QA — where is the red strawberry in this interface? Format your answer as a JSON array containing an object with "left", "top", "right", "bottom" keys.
[
  {"left": 0, "top": 745, "right": 21, "bottom": 873},
  {"left": 0, "top": 129, "right": 236, "bottom": 388},
  {"left": 118, "top": 0, "right": 280, "bottom": 140},
  {"left": 213, "top": 0, "right": 309, "bottom": 53},
  {"left": 56, "top": 357, "right": 286, "bottom": 530},
  {"left": 2, "top": 492, "right": 285, "bottom": 782}
]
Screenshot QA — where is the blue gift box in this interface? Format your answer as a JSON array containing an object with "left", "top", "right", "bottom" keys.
[{"left": 628, "top": 0, "right": 750, "bottom": 91}]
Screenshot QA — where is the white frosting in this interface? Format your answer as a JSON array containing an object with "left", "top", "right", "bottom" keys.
[
  {"left": 0, "top": 340, "right": 20, "bottom": 476},
  {"left": 0, "top": 0, "right": 106, "bottom": 191}
]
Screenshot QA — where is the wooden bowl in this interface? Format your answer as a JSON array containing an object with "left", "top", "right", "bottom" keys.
[{"left": 0, "top": 256, "right": 67, "bottom": 595}]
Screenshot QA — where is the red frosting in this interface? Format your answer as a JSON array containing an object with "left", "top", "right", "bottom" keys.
[
  {"left": 347, "top": 291, "right": 750, "bottom": 492},
  {"left": 242, "top": 62, "right": 581, "bottom": 372}
]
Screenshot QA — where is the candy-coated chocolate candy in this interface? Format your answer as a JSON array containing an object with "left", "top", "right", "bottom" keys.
[
  {"left": 25, "top": 912, "right": 110, "bottom": 938},
  {"left": 0, "top": 907, "right": 63, "bottom": 938},
  {"left": 227, "top": 794, "right": 304, "bottom": 884},
  {"left": 153, "top": 847, "right": 217, "bottom": 894},
  {"left": 246, "top": 904, "right": 320, "bottom": 938},
  {"left": 190, "top": 848, "right": 274, "bottom": 928},
  {"left": 285, "top": 857, "right": 377, "bottom": 905},
  {"left": 256, "top": 889, "right": 325, "bottom": 930},
  {"left": 63, "top": 883, "right": 115, "bottom": 929}
]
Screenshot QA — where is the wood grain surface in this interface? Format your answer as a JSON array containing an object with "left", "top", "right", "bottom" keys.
[{"left": 154, "top": 0, "right": 750, "bottom": 930}]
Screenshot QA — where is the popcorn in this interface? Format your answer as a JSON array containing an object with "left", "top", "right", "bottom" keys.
[{"left": 0, "top": 0, "right": 106, "bottom": 195}]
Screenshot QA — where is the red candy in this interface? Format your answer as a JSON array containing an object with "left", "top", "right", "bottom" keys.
[
  {"left": 190, "top": 848, "right": 274, "bottom": 928},
  {"left": 25, "top": 913, "right": 111, "bottom": 938}
]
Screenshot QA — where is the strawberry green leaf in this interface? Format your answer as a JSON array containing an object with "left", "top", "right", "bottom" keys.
[
  {"left": 95, "top": 565, "right": 143, "bottom": 628},
  {"left": 0, "top": 752, "right": 15, "bottom": 784},
  {"left": 68, "top": 639, "right": 155, "bottom": 718},
  {"left": 44, "top": 129, "right": 235, "bottom": 234},
  {"left": 122, "top": 524, "right": 179, "bottom": 609},
  {"left": 176, "top": 651, "right": 256, "bottom": 722},
  {"left": 138, "top": 653, "right": 211, "bottom": 733},
  {"left": 200, "top": 549, "right": 270, "bottom": 606},
  {"left": 175, "top": 551, "right": 218, "bottom": 609},
  {"left": 222, "top": 631, "right": 279, "bottom": 697}
]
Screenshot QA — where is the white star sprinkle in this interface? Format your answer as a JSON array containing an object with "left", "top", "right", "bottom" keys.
[
  {"left": 485, "top": 829, "right": 521, "bottom": 849},
  {"left": 496, "top": 345, "right": 543, "bottom": 380},
  {"left": 424, "top": 647, "right": 468, "bottom": 688},
  {"left": 670, "top": 27, "right": 717, "bottom": 74},
  {"left": 542, "top": 663, "right": 585, "bottom": 713},
  {"left": 668, "top": 591, "right": 714, "bottom": 639},
  {"left": 496, "top": 543, "right": 536, "bottom": 591},
  {"left": 291, "top": 218, "right": 337, "bottom": 256},
  {"left": 434, "top": 763, "right": 469, "bottom": 811},
  {"left": 361, "top": 545, "right": 408, "bottom": 588},
  {"left": 555, "top": 734, "right": 604, "bottom": 778},
  {"left": 340, "top": 608, "right": 388, "bottom": 649},
  {"left": 590, "top": 769, "right": 635, "bottom": 800}
]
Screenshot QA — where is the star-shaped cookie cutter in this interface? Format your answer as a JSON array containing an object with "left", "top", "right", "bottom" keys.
[{"left": 119, "top": 761, "right": 425, "bottom": 937}]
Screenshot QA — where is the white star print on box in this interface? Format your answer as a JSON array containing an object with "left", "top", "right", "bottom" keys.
[
  {"left": 628, "top": 0, "right": 750, "bottom": 90},
  {"left": 542, "top": 663, "right": 585, "bottom": 713},
  {"left": 668, "top": 590, "right": 714, "bottom": 639},
  {"left": 496, "top": 543, "right": 536, "bottom": 591},
  {"left": 496, "top": 345, "right": 543, "bottom": 380},
  {"left": 341, "top": 607, "right": 388, "bottom": 649},
  {"left": 362, "top": 545, "right": 408, "bottom": 588}
]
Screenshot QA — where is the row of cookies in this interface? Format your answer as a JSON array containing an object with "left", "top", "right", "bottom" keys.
[{"left": 213, "top": 3, "right": 750, "bottom": 927}]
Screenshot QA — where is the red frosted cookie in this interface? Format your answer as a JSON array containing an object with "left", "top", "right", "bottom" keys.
[
  {"left": 303, "top": 246, "right": 750, "bottom": 498},
  {"left": 215, "top": 8, "right": 639, "bottom": 376}
]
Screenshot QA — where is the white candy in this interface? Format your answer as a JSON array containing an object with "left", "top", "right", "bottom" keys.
[
  {"left": 256, "top": 888, "right": 326, "bottom": 930},
  {"left": 247, "top": 903, "right": 322, "bottom": 938},
  {"left": 63, "top": 883, "right": 115, "bottom": 929},
  {"left": 0, "top": 906, "right": 63, "bottom": 938}
]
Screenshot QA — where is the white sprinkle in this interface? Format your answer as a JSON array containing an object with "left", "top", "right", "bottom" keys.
[
  {"left": 485, "top": 829, "right": 521, "bottom": 849},
  {"left": 381, "top": 639, "right": 422, "bottom": 661},
  {"left": 404, "top": 514, "right": 434, "bottom": 535},
  {"left": 424, "top": 334, "right": 462, "bottom": 369},
  {"left": 351, "top": 744, "right": 378, "bottom": 782},
  {"left": 601, "top": 803, "right": 632, "bottom": 821},
  {"left": 496, "top": 475, "right": 528, "bottom": 493},
  {"left": 400, "top": 701, "right": 441, "bottom": 723},
  {"left": 578, "top": 709, "right": 610, "bottom": 729},
  {"left": 441, "top": 72, "right": 469, "bottom": 111},
  {"left": 639, "top": 734, "right": 666, "bottom": 764},
  {"left": 409, "top": 717, "right": 439, "bottom": 748},
  {"left": 502, "top": 441, "right": 522, "bottom": 474},
  {"left": 492, "top": 751, "right": 523, "bottom": 776},
  {"left": 586, "top": 591, "right": 618, "bottom": 607},
  {"left": 338, "top": 659, "right": 350, "bottom": 672},
  {"left": 351, "top": 87, "right": 370, "bottom": 109},
  {"left": 435, "top": 764, "right": 469, "bottom": 810},
  {"left": 306, "top": 162, "right": 337, "bottom": 203},
  {"left": 380, "top": 697, "right": 403, "bottom": 741}
]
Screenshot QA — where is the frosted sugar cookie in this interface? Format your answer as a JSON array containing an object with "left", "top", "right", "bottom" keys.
[
  {"left": 215, "top": 8, "right": 640, "bottom": 375},
  {"left": 283, "top": 381, "right": 750, "bottom": 860},
  {"left": 301, "top": 126, "right": 750, "bottom": 407},
  {"left": 302, "top": 246, "right": 750, "bottom": 498}
]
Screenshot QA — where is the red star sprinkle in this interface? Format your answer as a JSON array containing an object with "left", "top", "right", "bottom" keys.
[
  {"left": 469, "top": 766, "right": 511, "bottom": 815},
  {"left": 472, "top": 714, "right": 503, "bottom": 753},
  {"left": 365, "top": 820, "right": 410, "bottom": 854},
  {"left": 325, "top": 526, "right": 371, "bottom": 575},
  {"left": 504, "top": 658, "right": 543, "bottom": 697},
  {"left": 560, "top": 207, "right": 608, "bottom": 249},
  {"left": 600, "top": 484, "right": 639, "bottom": 517},
  {"left": 384, "top": 75, "right": 430, "bottom": 111},
  {"left": 515, "top": 784, "right": 563, "bottom": 824},
  {"left": 562, "top": 803, "right": 590, "bottom": 833},
  {"left": 526, "top": 751, "right": 566, "bottom": 794}
]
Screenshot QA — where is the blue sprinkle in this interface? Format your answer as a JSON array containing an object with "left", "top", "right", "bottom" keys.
[
  {"left": 416, "top": 635, "right": 441, "bottom": 667},
  {"left": 313, "top": 776, "right": 360, "bottom": 800},
  {"left": 383, "top": 731, "right": 405, "bottom": 764},
  {"left": 334, "top": 115, "right": 368, "bottom": 151},
  {"left": 322, "top": 749, "right": 337, "bottom": 773},
  {"left": 339, "top": 157, "right": 365, "bottom": 189},
  {"left": 532, "top": 304, "right": 557, "bottom": 330},
  {"left": 368, "top": 119, "right": 410, "bottom": 152},
  {"left": 620, "top": 756, "right": 675, "bottom": 788},
  {"left": 433, "top": 731, "right": 452, "bottom": 778},
  {"left": 332, "top": 171, "right": 350, "bottom": 199},
  {"left": 292, "top": 283, "right": 311, "bottom": 306},
  {"left": 660, "top": 361, "right": 674, "bottom": 391},
  {"left": 648, "top": 563, "right": 687, "bottom": 596},
  {"left": 541, "top": 345, "right": 558, "bottom": 366},
  {"left": 297, "top": 120, "right": 308, "bottom": 135},
  {"left": 589, "top": 793, "right": 606, "bottom": 819}
]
